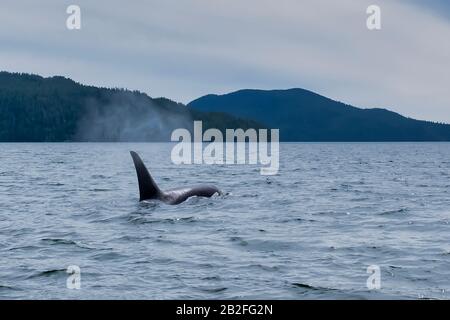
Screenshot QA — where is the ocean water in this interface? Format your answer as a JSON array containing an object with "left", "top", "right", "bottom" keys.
[{"left": 0, "top": 143, "right": 449, "bottom": 300}]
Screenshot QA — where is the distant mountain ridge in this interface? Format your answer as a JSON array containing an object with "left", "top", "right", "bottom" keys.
[
  {"left": 1, "top": 71, "right": 449, "bottom": 142},
  {"left": 188, "top": 88, "right": 450, "bottom": 141}
]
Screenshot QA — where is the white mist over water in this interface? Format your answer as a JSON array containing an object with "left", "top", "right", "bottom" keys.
[{"left": 75, "top": 93, "right": 193, "bottom": 142}]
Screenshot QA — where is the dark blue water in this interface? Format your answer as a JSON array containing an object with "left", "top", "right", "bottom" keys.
[{"left": 0, "top": 143, "right": 449, "bottom": 299}]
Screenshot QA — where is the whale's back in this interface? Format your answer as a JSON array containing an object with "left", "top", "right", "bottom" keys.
[
  {"left": 164, "top": 185, "right": 220, "bottom": 205},
  {"left": 130, "top": 151, "right": 220, "bottom": 204}
]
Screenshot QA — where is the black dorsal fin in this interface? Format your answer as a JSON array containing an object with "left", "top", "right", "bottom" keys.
[{"left": 130, "top": 151, "right": 162, "bottom": 201}]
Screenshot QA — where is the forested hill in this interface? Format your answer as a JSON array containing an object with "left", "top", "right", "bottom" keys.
[
  {"left": 189, "top": 89, "right": 450, "bottom": 141},
  {"left": 2, "top": 72, "right": 450, "bottom": 142},
  {"left": 0, "top": 72, "right": 263, "bottom": 142}
]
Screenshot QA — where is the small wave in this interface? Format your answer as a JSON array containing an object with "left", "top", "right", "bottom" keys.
[
  {"left": 139, "top": 201, "right": 161, "bottom": 209},
  {"left": 43, "top": 182, "right": 65, "bottom": 187},
  {"left": 0, "top": 285, "right": 19, "bottom": 291},
  {"left": 229, "top": 237, "right": 293, "bottom": 252},
  {"left": 229, "top": 236, "right": 248, "bottom": 247},
  {"left": 350, "top": 197, "right": 370, "bottom": 202},
  {"left": 378, "top": 208, "right": 408, "bottom": 215},
  {"left": 8, "top": 245, "right": 40, "bottom": 252},
  {"left": 197, "top": 287, "right": 228, "bottom": 293},
  {"left": 114, "top": 234, "right": 150, "bottom": 242},
  {"left": 91, "top": 174, "right": 108, "bottom": 179},
  {"left": 241, "top": 194, "right": 259, "bottom": 198},
  {"left": 155, "top": 236, "right": 176, "bottom": 244},
  {"left": 250, "top": 264, "right": 280, "bottom": 272},
  {"left": 42, "top": 238, "right": 78, "bottom": 245},
  {"left": 41, "top": 238, "right": 93, "bottom": 250},
  {"left": 27, "top": 269, "right": 67, "bottom": 279},
  {"left": 91, "top": 251, "right": 126, "bottom": 261},
  {"left": 291, "top": 282, "right": 336, "bottom": 293},
  {"left": 311, "top": 210, "right": 348, "bottom": 216},
  {"left": 276, "top": 217, "right": 316, "bottom": 223},
  {"left": 292, "top": 283, "right": 317, "bottom": 290},
  {"left": 293, "top": 217, "right": 317, "bottom": 223},
  {"left": 202, "top": 276, "right": 221, "bottom": 281},
  {"left": 127, "top": 215, "right": 197, "bottom": 225}
]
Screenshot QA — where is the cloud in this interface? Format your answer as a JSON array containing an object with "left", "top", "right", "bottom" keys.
[
  {"left": 0, "top": 0, "right": 449, "bottom": 122},
  {"left": 405, "top": 0, "right": 450, "bottom": 20}
]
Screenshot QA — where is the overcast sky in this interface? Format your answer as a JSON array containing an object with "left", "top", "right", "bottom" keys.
[{"left": 0, "top": 0, "right": 449, "bottom": 122}]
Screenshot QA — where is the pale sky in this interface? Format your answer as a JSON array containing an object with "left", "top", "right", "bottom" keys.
[{"left": 0, "top": 0, "right": 449, "bottom": 122}]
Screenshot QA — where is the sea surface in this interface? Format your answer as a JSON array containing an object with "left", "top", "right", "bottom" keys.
[{"left": 0, "top": 143, "right": 449, "bottom": 299}]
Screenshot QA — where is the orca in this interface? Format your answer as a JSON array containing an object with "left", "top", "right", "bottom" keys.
[{"left": 130, "top": 151, "right": 221, "bottom": 205}]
